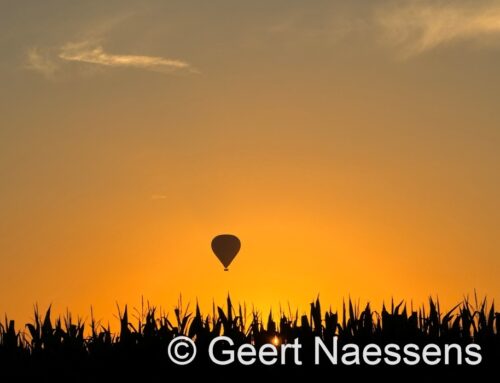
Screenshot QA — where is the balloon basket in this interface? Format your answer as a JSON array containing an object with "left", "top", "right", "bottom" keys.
[{"left": 224, "top": 268, "right": 228, "bottom": 271}]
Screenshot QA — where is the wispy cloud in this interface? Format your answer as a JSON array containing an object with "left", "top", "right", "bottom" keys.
[
  {"left": 26, "top": 40, "right": 196, "bottom": 78},
  {"left": 59, "top": 41, "right": 193, "bottom": 72},
  {"left": 25, "top": 48, "right": 59, "bottom": 78},
  {"left": 377, "top": 1, "right": 500, "bottom": 57},
  {"left": 151, "top": 194, "right": 168, "bottom": 200}
]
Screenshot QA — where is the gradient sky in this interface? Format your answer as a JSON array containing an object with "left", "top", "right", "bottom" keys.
[{"left": 1, "top": 0, "right": 499, "bottom": 325}]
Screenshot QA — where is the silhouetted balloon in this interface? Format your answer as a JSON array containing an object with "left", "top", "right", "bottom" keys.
[{"left": 211, "top": 234, "right": 241, "bottom": 271}]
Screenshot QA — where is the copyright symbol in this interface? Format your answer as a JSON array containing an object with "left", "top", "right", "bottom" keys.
[{"left": 167, "top": 336, "right": 197, "bottom": 365}]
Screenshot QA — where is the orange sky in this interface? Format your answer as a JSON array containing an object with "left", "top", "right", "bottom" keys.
[{"left": 0, "top": 0, "right": 499, "bottom": 326}]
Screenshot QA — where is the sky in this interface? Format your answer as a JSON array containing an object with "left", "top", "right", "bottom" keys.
[{"left": 1, "top": 0, "right": 499, "bottom": 325}]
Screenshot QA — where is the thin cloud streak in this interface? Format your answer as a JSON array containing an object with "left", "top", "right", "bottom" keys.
[
  {"left": 377, "top": 1, "right": 500, "bottom": 57},
  {"left": 25, "top": 41, "right": 196, "bottom": 77},
  {"left": 59, "top": 41, "right": 192, "bottom": 72},
  {"left": 151, "top": 194, "right": 168, "bottom": 200}
]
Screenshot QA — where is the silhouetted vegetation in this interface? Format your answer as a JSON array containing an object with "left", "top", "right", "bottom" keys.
[{"left": 0, "top": 295, "right": 498, "bottom": 379}]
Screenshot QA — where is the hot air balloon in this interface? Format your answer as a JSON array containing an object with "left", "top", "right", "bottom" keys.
[{"left": 211, "top": 234, "right": 241, "bottom": 271}]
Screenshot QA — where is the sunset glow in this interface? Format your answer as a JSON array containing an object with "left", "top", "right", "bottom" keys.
[{"left": 0, "top": 0, "right": 499, "bottom": 327}]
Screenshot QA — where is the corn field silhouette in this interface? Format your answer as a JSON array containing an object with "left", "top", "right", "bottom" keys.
[{"left": 1, "top": 295, "right": 499, "bottom": 380}]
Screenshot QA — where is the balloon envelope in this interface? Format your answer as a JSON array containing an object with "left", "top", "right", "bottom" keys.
[{"left": 211, "top": 234, "right": 241, "bottom": 271}]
